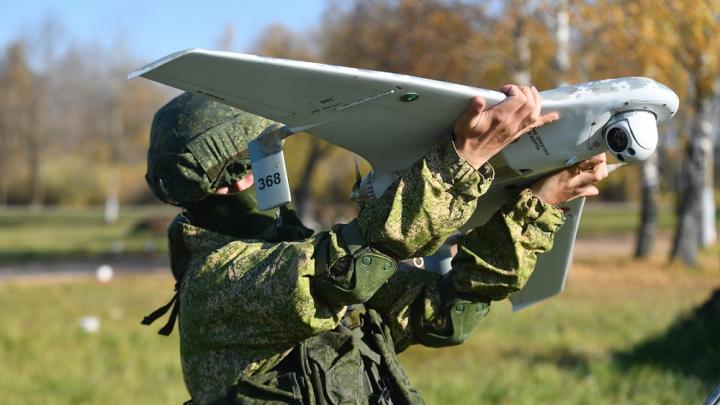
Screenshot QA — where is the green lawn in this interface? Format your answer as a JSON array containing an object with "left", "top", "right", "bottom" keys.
[
  {"left": 0, "top": 256, "right": 717, "bottom": 404},
  {"left": 0, "top": 206, "right": 175, "bottom": 263},
  {"left": 401, "top": 261, "right": 719, "bottom": 405},
  {"left": 0, "top": 275, "right": 185, "bottom": 404},
  {"left": 578, "top": 202, "right": 678, "bottom": 235}
]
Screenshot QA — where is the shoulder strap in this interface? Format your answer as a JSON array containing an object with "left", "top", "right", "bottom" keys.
[{"left": 340, "top": 219, "right": 365, "bottom": 255}]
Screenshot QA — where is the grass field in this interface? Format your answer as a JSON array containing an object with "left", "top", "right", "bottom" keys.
[
  {"left": 0, "top": 206, "right": 174, "bottom": 263},
  {"left": 0, "top": 250, "right": 717, "bottom": 404},
  {"left": 402, "top": 255, "right": 719, "bottom": 404}
]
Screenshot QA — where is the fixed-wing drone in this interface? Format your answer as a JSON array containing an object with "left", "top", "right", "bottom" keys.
[{"left": 129, "top": 49, "right": 679, "bottom": 310}]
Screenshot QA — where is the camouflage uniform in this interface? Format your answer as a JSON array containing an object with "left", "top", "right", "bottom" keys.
[{"left": 144, "top": 93, "right": 564, "bottom": 404}]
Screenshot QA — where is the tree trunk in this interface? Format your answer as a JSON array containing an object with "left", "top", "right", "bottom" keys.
[
  {"left": 0, "top": 108, "right": 7, "bottom": 206},
  {"left": 105, "top": 101, "right": 122, "bottom": 224},
  {"left": 292, "top": 139, "right": 329, "bottom": 222},
  {"left": 511, "top": 0, "right": 531, "bottom": 85},
  {"left": 0, "top": 173, "right": 5, "bottom": 206},
  {"left": 670, "top": 92, "right": 712, "bottom": 266},
  {"left": 105, "top": 168, "right": 120, "bottom": 224},
  {"left": 28, "top": 78, "right": 47, "bottom": 209},
  {"left": 0, "top": 130, "right": 7, "bottom": 207},
  {"left": 554, "top": 0, "right": 570, "bottom": 86},
  {"left": 635, "top": 152, "right": 660, "bottom": 257},
  {"left": 0, "top": 175, "right": 6, "bottom": 207},
  {"left": 27, "top": 133, "right": 43, "bottom": 208},
  {"left": 699, "top": 91, "right": 717, "bottom": 247}
]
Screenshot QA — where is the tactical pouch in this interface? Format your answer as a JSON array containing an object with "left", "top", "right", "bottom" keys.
[
  {"left": 226, "top": 309, "right": 424, "bottom": 405},
  {"left": 314, "top": 220, "right": 397, "bottom": 307},
  {"left": 232, "top": 371, "right": 304, "bottom": 405},
  {"left": 301, "top": 331, "right": 371, "bottom": 404},
  {"left": 227, "top": 331, "right": 374, "bottom": 404},
  {"left": 298, "top": 313, "right": 421, "bottom": 405}
]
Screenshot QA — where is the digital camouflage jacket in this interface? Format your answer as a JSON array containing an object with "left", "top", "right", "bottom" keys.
[{"left": 168, "top": 136, "right": 564, "bottom": 404}]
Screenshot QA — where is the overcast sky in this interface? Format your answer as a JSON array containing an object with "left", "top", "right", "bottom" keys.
[{"left": 1, "top": 0, "right": 327, "bottom": 63}]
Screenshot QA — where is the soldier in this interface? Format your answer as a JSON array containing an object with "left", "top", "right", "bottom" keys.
[{"left": 143, "top": 86, "right": 607, "bottom": 404}]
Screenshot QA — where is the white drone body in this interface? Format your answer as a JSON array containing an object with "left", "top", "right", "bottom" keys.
[{"left": 130, "top": 49, "right": 678, "bottom": 310}]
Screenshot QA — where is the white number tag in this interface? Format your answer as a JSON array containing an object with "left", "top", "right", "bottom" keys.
[{"left": 248, "top": 139, "right": 291, "bottom": 210}]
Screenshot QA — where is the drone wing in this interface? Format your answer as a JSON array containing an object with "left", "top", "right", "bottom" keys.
[{"left": 129, "top": 49, "right": 505, "bottom": 194}]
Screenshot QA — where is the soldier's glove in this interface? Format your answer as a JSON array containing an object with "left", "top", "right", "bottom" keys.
[{"left": 449, "top": 188, "right": 565, "bottom": 302}]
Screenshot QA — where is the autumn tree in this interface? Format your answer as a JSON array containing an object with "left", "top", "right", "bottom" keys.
[
  {"left": 0, "top": 54, "right": 13, "bottom": 205},
  {"left": 0, "top": 20, "right": 73, "bottom": 207},
  {"left": 293, "top": 0, "right": 565, "bottom": 218},
  {"left": 664, "top": 0, "right": 719, "bottom": 264},
  {"left": 0, "top": 83, "right": 6, "bottom": 206},
  {"left": 254, "top": 23, "right": 318, "bottom": 61},
  {"left": 589, "top": 0, "right": 719, "bottom": 264},
  {"left": 576, "top": 0, "right": 673, "bottom": 257},
  {"left": 0, "top": 42, "right": 36, "bottom": 205},
  {"left": 576, "top": 0, "right": 719, "bottom": 262},
  {"left": 23, "top": 19, "right": 68, "bottom": 207},
  {"left": 3, "top": 35, "right": 171, "bottom": 206},
  {"left": 321, "top": 0, "right": 485, "bottom": 83},
  {"left": 102, "top": 44, "right": 173, "bottom": 215}
]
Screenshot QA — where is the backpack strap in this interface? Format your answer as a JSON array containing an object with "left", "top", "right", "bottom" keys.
[{"left": 141, "top": 284, "right": 180, "bottom": 336}]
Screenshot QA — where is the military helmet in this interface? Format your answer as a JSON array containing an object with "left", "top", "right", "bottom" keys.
[{"left": 146, "top": 92, "right": 274, "bottom": 207}]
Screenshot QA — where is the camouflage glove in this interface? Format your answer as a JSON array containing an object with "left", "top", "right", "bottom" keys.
[{"left": 450, "top": 188, "right": 565, "bottom": 301}]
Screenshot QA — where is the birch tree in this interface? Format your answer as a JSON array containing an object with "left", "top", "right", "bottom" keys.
[{"left": 668, "top": 0, "right": 719, "bottom": 264}]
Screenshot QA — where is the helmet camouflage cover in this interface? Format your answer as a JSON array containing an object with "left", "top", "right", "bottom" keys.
[{"left": 146, "top": 93, "right": 274, "bottom": 207}]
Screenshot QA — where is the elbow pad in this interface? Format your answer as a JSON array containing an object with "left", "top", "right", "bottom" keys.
[
  {"left": 414, "top": 275, "right": 490, "bottom": 347},
  {"left": 313, "top": 220, "right": 397, "bottom": 307}
]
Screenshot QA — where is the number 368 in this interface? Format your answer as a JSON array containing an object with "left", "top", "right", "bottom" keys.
[{"left": 257, "top": 172, "right": 282, "bottom": 190}]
